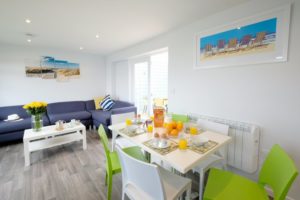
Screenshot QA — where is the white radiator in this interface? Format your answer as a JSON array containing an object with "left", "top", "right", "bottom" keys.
[{"left": 189, "top": 114, "right": 260, "bottom": 173}]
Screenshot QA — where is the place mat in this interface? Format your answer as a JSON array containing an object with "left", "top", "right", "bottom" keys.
[
  {"left": 119, "top": 127, "right": 146, "bottom": 137},
  {"left": 143, "top": 139, "right": 178, "bottom": 155},
  {"left": 189, "top": 140, "right": 218, "bottom": 154}
]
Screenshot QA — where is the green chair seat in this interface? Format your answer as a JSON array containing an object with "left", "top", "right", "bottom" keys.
[
  {"left": 123, "top": 146, "right": 148, "bottom": 162},
  {"left": 204, "top": 168, "right": 269, "bottom": 200}
]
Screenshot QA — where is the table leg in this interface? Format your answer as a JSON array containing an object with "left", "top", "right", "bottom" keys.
[
  {"left": 111, "top": 131, "right": 118, "bottom": 151},
  {"left": 24, "top": 139, "right": 30, "bottom": 166},
  {"left": 82, "top": 129, "right": 87, "bottom": 150}
]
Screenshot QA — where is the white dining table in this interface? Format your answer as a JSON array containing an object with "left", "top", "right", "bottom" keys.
[{"left": 109, "top": 123, "right": 232, "bottom": 174}]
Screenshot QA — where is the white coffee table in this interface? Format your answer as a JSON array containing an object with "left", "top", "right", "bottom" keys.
[{"left": 23, "top": 123, "right": 87, "bottom": 166}]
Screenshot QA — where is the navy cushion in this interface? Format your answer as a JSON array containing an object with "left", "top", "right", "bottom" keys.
[
  {"left": 100, "top": 95, "right": 115, "bottom": 111},
  {"left": 47, "top": 101, "right": 86, "bottom": 114},
  {"left": 85, "top": 100, "right": 96, "bottom": 111},
  {"left": 0, "top": 105, "right": 30, "bottom": 120},
  {"left": 90, "top": 110, "right": 111, "bottom": 126},
  {"left": 111, "top": 106, "right": 137, "bottom": 115},
  {"left": 112, "top": 100, "right": 134, "bottom": 109},
  {"left": 48, "top": 111, "right": 91, "bottom": 124},
  {"left": 0, "top": 116, "right": 50, "bottom": 135}
]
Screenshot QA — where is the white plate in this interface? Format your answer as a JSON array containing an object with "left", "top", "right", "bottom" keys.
[
  {"left": 192, "top": 136, "right": 209, "bottom": 146},
  {"left": 151, "top": 140, "right": 170, "bottom": 149}
]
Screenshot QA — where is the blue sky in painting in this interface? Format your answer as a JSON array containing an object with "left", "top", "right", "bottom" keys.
[
  {"left": 200, "top": 18, "right": 277, "bottom": 49},
  {"left": 41, "top": 56, "right": 79, "bottom": 68}
]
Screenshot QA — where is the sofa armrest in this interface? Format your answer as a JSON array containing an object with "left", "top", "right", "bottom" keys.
[{"left": 111, "top": 106, "right": 137, "bottom": 115}]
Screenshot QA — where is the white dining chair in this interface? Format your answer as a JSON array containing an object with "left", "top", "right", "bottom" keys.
[
  {"left": 116, "top": 145, "right": 192, "bottom": 200},
  {"left": 111, "top": 112, "right": 136, "bottom": 151},
  {"left": 194, "top": 119, "right": 229, "bottom": 200}
]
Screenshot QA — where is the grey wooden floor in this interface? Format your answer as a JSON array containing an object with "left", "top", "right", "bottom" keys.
[{"left": 0, "top": 131, "right": 122, "bottom": 200}]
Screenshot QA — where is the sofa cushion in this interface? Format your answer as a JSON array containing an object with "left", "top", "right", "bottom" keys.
[
  {"left": 100, "top": 95, "right": 115, "bottom": 111},
  {"left": 85, "top": 100, "right": 96, "bottom": 111},
  {"left": 47, "top": 101, "right": 86, "bottom": 115},
  {"left": 111, "top": 106, "right": 137, "bottom": 115},
  {"left": 0, "top": 105, "right": 30, "bottom": 120},
  {"left": 112, "top": 100, "right": 134, "bottom": 109},
  {"left": 94, "top": 96, "right": 104, "bottom": 110},
  {"left": 48, "top": 111, "right": 91, "bottom": 124},
  {"left": 90, "top": 110, "right": 111, "bottom": 126},
  {"left": 0, "top": 115, "right": 50, "bottom": 135}
]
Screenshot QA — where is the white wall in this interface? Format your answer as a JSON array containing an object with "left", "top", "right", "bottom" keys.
[
  {"left": 106, "top": 0, "right": 300, "bottom": 198},
  {"left": 0, "top": 44, "right": 106, "bottom": 106}
]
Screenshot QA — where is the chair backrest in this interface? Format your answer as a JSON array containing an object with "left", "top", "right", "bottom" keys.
[
  {"left": 116, "top": 146, "right": 165, "bottom": 200},
  {"left": 197, "top": 119, "right": 229, "bottom": 158},
  {"left": 98, "top": 125, "right": 113, "bottom": 170},
  {"left": 172, "top": 113, "right": 189, "bottom": 123},
  {"left": 111, "top": 112, "right": 135, "bottom": 125},
  {"left": 197, "top": 119, "right": 229, "bottom": 135},
  {"left": 258, "top": 144, "right": 298, "bottom": 200}
]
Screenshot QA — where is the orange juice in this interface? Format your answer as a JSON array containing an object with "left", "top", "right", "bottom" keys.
[
  {"left": 153, "top": 107, "right": 164, "bottom": 127},
  {"left": 125, "top": 119, "right": 132, "bottom": 126},
  {"left": 147, "top": 125, "right": 153, "bottom": 133},
  {"left": 190, "top": 127, "right": 198, "bottom": 135},
  {"left": 179, "top": 138, "right": 188, "bottom": 150}
]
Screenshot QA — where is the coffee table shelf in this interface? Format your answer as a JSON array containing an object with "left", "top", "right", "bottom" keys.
[{"left": 23, "top": 123, "right": 87, "bottom": 166}]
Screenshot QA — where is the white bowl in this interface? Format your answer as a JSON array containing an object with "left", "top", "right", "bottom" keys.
[
  {"left": 192, "top": 136, "right": 209, "bottom": 146},
  {"left": 127, "top": 125, "right": 138, "bottom": 132}
]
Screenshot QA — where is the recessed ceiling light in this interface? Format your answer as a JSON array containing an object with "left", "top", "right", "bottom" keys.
[
  {"left": 79, "top": 47, "right": 84, "bottom": 50},
  {"left": 25, "top": 19, "right": 31, "bottom": 24},
  {"left": 27, "top": 39, "right": 31, "bottom": 43},
  {"left": 96, "top": 34, "right": 100, "bottom": 39}
]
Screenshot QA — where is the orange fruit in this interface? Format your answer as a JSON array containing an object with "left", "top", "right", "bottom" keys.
[
  {"left": 170, "top": 129, "right": 179, "bottom": 136},
  {"left": 176, "top": 123, "right": 183, "bottom": 131},
  {"left": 166, "top": 123, "right": 173, "bottom": 131},
  {"left": 170, "top": 121, "right": 177, "bottom": 129}
]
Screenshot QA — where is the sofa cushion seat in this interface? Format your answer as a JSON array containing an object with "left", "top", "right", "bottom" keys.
[
  {"left": 90, "top": 110, "right": 111, "bottom": 126},
  {"left": 0, "top": 116, "right": 50, "bottom": 134},
  {"left": 0, "top": 118, "right": 32, "bottom": 134},
  {"left": 48, "top": 111, "right": 91, "bottom": 124}
]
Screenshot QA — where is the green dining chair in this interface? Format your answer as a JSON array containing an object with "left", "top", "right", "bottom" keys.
[
  {"left": 98, "top": 125, "right": 147, "bottom": 200},
  {"left": 203, "top": 144, "right": 298, "bottom": 200},
  {"left": 171, "top": 113, "right": 189, "bottom": 123}
]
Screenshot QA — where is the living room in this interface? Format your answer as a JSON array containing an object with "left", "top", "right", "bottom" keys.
[{"left": 0, "top": 0, "right": 299, "bottom": 200}]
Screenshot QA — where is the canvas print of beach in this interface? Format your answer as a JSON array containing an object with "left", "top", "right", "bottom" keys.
[
  {"left": 25, "top": 56, "right": 80, "bottom": 81},
  {"left": 199, "top": 18, "right": 277, "bottom": 62}
]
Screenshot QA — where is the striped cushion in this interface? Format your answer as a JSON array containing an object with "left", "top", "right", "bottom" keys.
[{"left": 100, "top": 95, "right": 115, "bottom": 111}]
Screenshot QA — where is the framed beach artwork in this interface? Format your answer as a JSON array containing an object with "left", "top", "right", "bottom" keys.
[
  {"left": 25, "top": 56, "right": 80, "bottom": 82},
  {"left": 194, "top": 4, "right": 291, "bottom": 69}
]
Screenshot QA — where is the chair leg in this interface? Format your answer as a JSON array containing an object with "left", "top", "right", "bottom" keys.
[
  {"left": 107, "top": 173, "right": 113, "bottom": 200},
  {"left": 185, "top": 186, "right": 191, "bottom": 200},
  {"left": 199, "top": 169, "right": 204, "bottom": 200},
  {"left": 122, "top": 191, "right": 125, "bottom": 200}
]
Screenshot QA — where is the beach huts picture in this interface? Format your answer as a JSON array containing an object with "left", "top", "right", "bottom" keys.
[
  {"left": 200, "top": 18, "right": 277, "bottom": 61},
  {"left": 195, "top": 5, "right": 291, "bottom": 69},
  {"left": 25, "top": 56, "right": 80, "bottom": 81}
]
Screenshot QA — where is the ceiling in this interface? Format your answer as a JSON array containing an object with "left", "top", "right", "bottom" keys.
[{"left": 0, "top": 0, "right": 248, "bottom": 55}]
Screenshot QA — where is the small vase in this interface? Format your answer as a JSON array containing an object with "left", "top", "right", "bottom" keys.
[{"left": 32, "top": 114, "right": 43, "bottom": 132}]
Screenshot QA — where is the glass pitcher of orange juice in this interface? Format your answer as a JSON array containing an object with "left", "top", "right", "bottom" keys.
[{"left": 153, "top": 106, "right": 165, "bottom": 128}]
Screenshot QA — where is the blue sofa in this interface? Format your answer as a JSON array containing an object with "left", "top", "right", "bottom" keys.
[
  {"left": 85, "top": 100, "right": 137, "bottom": 133},
  {"left": 0, "top": 100, "right": 137, "bottom": 143},
  {"left": 0, "top": 105, "right": 50, "bottom": 143},
  {"left": 47, "top": 101, "right": 92, "bottom": 127}
]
